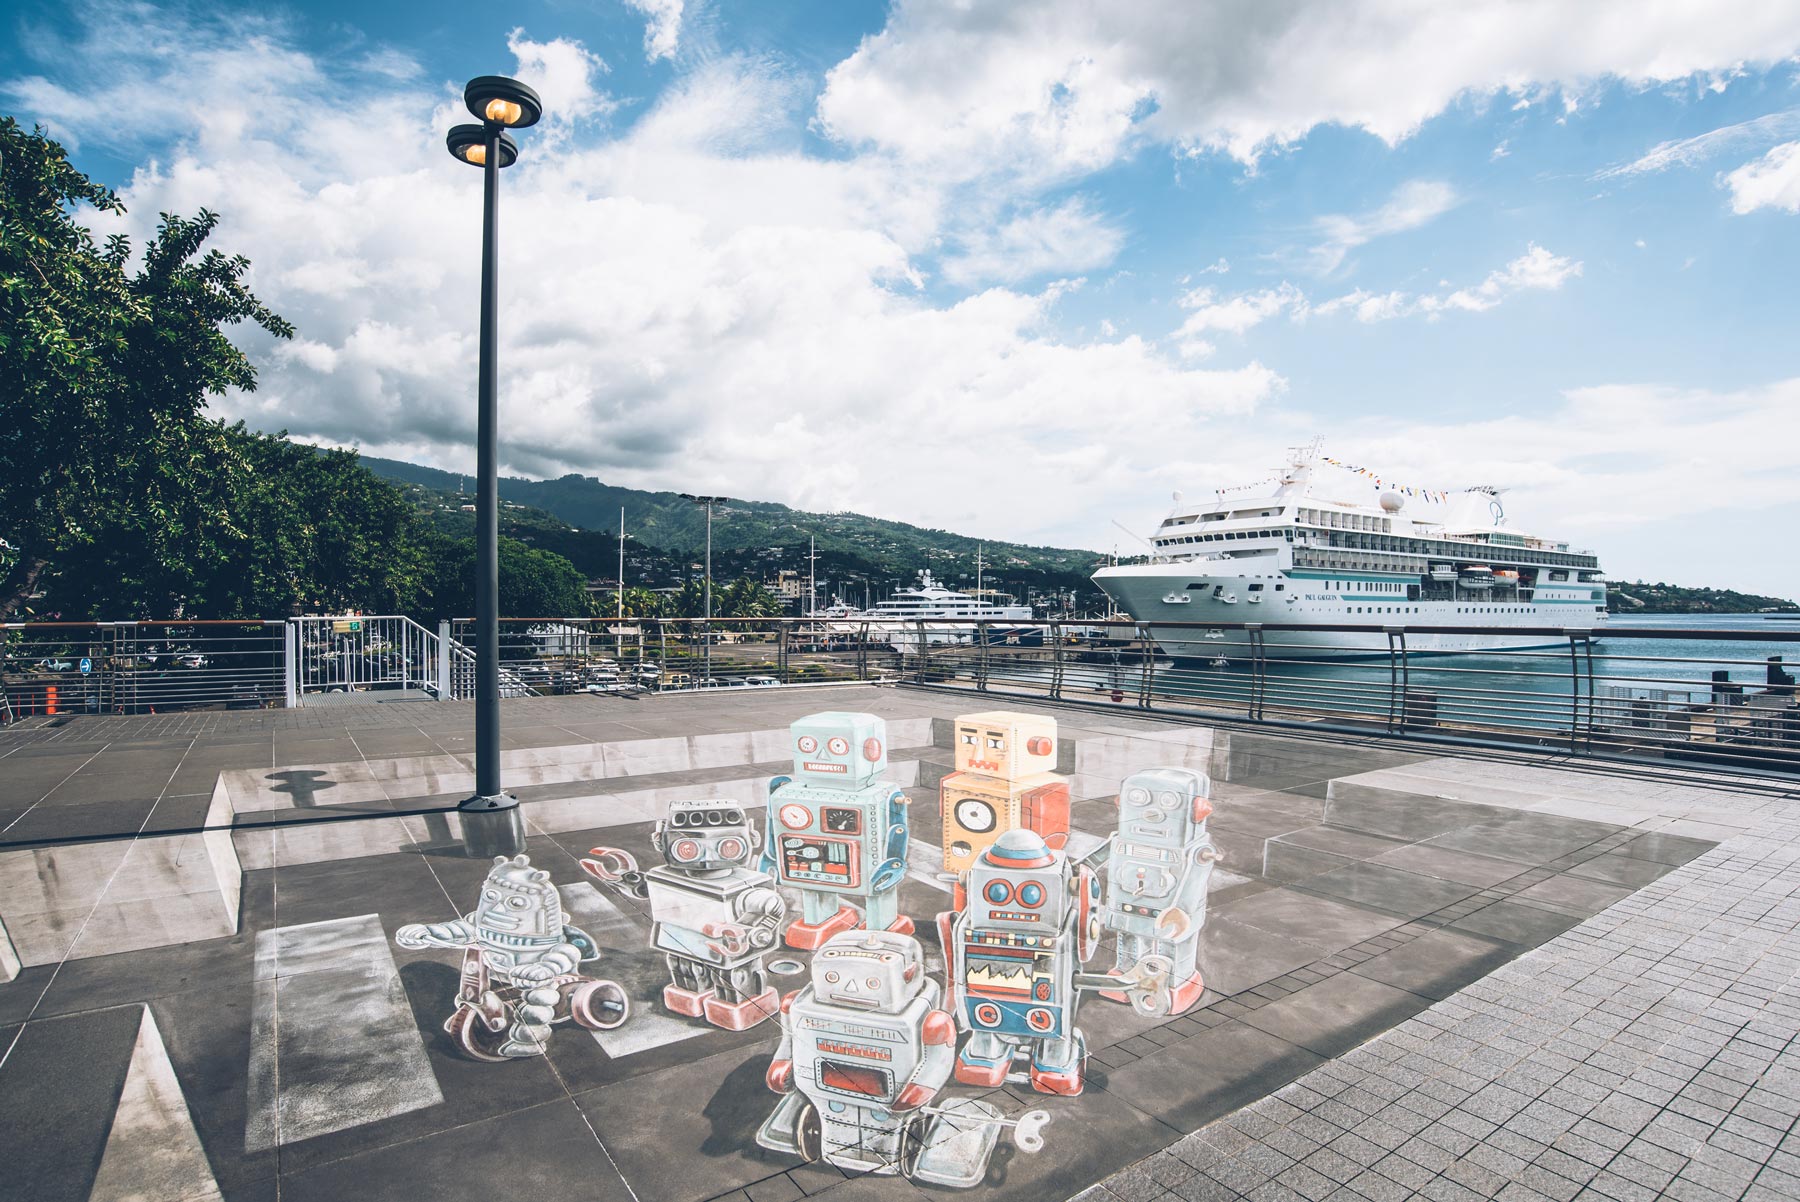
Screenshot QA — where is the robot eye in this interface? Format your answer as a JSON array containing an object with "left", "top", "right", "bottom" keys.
[
  {"left": 1126, "top": 788, "right": 1149, "bottom": 804},
  {"left": 987, "top": 738, "right": 1003, "bottom": 749},
  {"left": 1018, "top": 882, "right": 1045, "bottom": 907},
  {"left": 483, "top": 890, "right": 500, "bottom": 900},
  {"left": 824, "top": 970, "right": 840, "bottom": 984},
  {"left": 797, "top": 735, "right": 818, "bottom": 753},
  {"left": 984, "top": 880, "right": 1014, "bottom": 905},
  {"left": 506, "top": 895, "right": 529, "bottom": 908},
  {"left": 827, "top": 736, "right": 849, "bottom": 755},
  {"left": 960, "top": 733, "right": 975, "bottom": 744},
  {"left": 718, "top": 838, "right": 745, "bottom": 860},
  {"left": 725, "top": 809, "right": 743, "bottom": 824},
  {"left": 1158, "top": 791, "right": 1181, "bottom": 806},
  {"left": 866, "top": 977, "right": 880, "bottom": 989}
]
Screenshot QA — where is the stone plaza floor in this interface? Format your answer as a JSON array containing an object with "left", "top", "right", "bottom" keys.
[{"left": 0, "top": 684, "right": 1787, "bottom": 1202}]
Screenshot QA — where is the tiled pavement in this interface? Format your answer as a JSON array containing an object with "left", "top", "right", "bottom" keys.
[
  {"left": 1080, "top": 760, "right": 1800, "bottom": 1202},
  {"left": 0, "top": 687, "right": 1789, "bottom": 1202}
]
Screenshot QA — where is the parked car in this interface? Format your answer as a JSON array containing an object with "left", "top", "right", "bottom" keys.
[
  {"left": 37, "top": 658, "right": 76, "bottom": 672},
  {"left": 173, "top": 653, "right": 209, "bottom": 669},
  {"left": 742, "top": 676, "right": 781, "bottom": 688}
]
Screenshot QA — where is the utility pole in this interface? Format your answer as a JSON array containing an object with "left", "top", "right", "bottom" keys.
[{"left": 680, "top": 494, "right": 725, "bottom": 681}]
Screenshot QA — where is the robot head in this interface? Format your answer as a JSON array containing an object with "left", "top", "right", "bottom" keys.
[
  {"left": 810, "top": 930, "right": 924, "bottom": 1011},
  {"left": 1117, "top": 767, "right": 1212, "bottom": 843},
  {"left": 789, "top": 711, "right": 888, "bottom": 787},
  {"left": 651, "top": 799, "right": 757, "bottom": 871},
  {"left": 476, "top": 854, "right": 564, "bottom": 940},
  {"left": 953, "top": 711, "right": 1057, "bottom": 781},
  {"left": 966, "top": 829, "right": 1068, "bottom": 933}
]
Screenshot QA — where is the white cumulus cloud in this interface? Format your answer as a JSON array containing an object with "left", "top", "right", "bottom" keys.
[
  {"left": 622, "top": 0, "right": 685, "bottom": 62},
  {"left": 1723, "top": 141, "right": 1800, "bottom": 214},
  {"left": 1310, "top": 180, "right": 1459, "bottom": 273}
]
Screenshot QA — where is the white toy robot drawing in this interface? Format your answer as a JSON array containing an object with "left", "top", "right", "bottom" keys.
[
  {"left": 1100, "top": 767, "right": 1220, "bottom": 1016},
  {"left": 395, "top": 854, "right": 629, "bottom": 1060},
  {"left": 583, "top": 798, "right": 787, "bottom": 1030},
  {"left": 756, "top": 930, "right": 1049, "bottom": 1188}
]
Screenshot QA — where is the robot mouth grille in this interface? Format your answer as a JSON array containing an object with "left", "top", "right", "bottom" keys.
[{"left": 803, "top": 762, "right": 846, "bottom": 774}]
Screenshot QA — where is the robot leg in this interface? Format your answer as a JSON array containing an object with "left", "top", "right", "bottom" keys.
[
  {"left": 861, "top": 887, "right": 914, "bottom": 938},
  {"left": 783, "top": 889, "right": 861, "bottom": 951},
  {"left": 497, "top": 985, "right": 559, "bottom": 1058},
  {"left": 1027, "top": 1031, "right": 1085, "bottom": 1097},
  {"left": 954, "top": 1030, "right": 1013, "bottom": 1087},
  {"left": 664, "top": 953, "right": 714, "bottom": 1018},
  {"left": 1160, "top": 932, "right": 1205, "bottom": 1015},
  {"left": 702, "top": 957, "right": 780, "bottom": 1031}
]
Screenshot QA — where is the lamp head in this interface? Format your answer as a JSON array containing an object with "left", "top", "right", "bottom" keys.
[
  {"left": 464, "top": 75, "right": 543, "bottom": 129},
  {"left": 447, "top": 124, "right": 518, "bottom": 169}
]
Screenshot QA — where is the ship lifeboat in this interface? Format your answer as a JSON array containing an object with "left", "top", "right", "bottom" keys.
[
  {"left": 1493, "top": 569, "right": 1520, "bottom": 582},
  {"left": 1429, "top": 564, "right": 1457, "bottom": 581},
  {"left": 1460, "top": 565, "right": 1494, "bottom": 590}
]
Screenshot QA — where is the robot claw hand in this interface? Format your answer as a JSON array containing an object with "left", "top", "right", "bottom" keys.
[
  {"left": 1155, "top": 906, "right": 1193, "bottom": 940},
  {"left": 701, "top": 921, "right": 755, "bottom": 957},
  {"left": 581, "top": 847, "right": 650, "bottom": 899}
]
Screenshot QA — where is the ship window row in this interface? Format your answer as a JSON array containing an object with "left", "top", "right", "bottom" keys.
[
  {"left": 1297, "top": 507, "right": 1391, "bottom": 533},
  {"left": 1299, "top": 528, "right": 1596, "bottom": 570},
  {"left": 1159, "top": 528, "right": 1293, "bottom": 546}
]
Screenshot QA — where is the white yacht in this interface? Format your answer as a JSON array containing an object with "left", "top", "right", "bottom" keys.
[
  {"left": 1092, "top": 446, "right": 1608, "bottom": 661},
  {"left": 845, "top": 571, "right": 1037, "bottom": 651}
]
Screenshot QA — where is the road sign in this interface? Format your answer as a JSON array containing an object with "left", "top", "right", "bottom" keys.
[
  {"left": 332, "top": 620, "right": 363, "bottom": 634},
  {"left": 79, "top": 658, "right": 92, "bottom": 675}
]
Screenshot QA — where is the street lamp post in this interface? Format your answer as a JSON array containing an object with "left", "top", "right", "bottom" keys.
[
  {"left": 680, "top": 494, "right": 725, "bottom": 681},
  {"left": 446, "top": 75, "right": 541, "bottom": 854}
]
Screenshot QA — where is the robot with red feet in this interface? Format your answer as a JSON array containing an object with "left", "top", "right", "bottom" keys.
[
  {"left": 582, "top": 798, "right": 786, "bottom": 1031},
  {"left": 762, "top": 712, "right": 912, "bottom": 951},
  {"left": 939, "top": 829, "right": 1172, "bottom": 1097},
  {"left": 1099, "top": 767, "right": 1220, "bottom": 1017}
]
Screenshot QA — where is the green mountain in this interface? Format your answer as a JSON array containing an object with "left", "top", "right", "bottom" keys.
[
  {"left": 1608, "top": 581, "right": 1799, "bottom": 614},
  {"left": 359, "top": 456, "right": 1109, "bottom": 606}
]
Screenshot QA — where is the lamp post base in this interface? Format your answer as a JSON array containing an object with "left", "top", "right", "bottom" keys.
[{"left": 458, "top": 797, "right": 525, "bottom": 858}]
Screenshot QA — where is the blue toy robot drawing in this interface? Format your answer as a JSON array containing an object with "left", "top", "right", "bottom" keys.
[
  {"left": 939, "top": 829, "right": 1171, "bottom": 1096},
  {"left": 763, "top": 712, "right": 911, "bottom": 950},
  {"left": 395, "top": 854, "right": 629, "bottom": 1060}
]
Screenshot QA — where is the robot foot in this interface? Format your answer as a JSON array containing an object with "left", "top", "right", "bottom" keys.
[
  {"left": 886, "top": 915, "right": 915, "bottom": 937},
  {"left": 1167, "top": 972, "right": 1206, "bottom": 1016},
  {"left": 496, "top": 1033, "right": 551, "bottom": 1059},
  {"left": 783, "top": 905, "right": 861, "bottom": 951},
  {"left": 663, "top": 984, "right": 715, "bottom": 1017},
  {"left": 1028, "top": 1061, "right": 1084, "bottom": 1096},
  {"left": 953, "top": 1050, "right": 1011, "bottom": 1088},
  {"left": 704, "top": 988, "right": 781, "bottom": 1031}
]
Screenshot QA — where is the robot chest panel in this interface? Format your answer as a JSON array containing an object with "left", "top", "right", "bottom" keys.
[
  {"left": 646, "top": 869, "right": 745, "bottom": 929},
  {"left": 792, "top": 998, "right": 924, "bottom": 1103},
  {"left": 1106, "top": 852, "right": 1180, "bottom": 908}
]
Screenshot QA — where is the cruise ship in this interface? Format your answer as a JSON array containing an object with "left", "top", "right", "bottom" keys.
[
  {"left": 841, "top": 571, "right": 1037, "bottom": 651},
  {"left": 1092, "top": 447, "right": 1608, "bottom": 661}
]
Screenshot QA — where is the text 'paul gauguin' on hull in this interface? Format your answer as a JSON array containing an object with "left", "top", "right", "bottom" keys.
[{"left": 1090, "top": 444, "right": 1608, "bottom": 662}]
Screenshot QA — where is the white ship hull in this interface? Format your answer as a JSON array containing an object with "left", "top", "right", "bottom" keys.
[{"left": 1094, "top": 564, "right": 1606, "bottom": 663}]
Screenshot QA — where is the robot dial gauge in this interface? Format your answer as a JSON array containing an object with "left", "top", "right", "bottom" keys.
[
  {"left": 779, "top": 803, "right": 811, "bottom": 830},
  {"left": 955, "top": 799, "right": 997, "bottom": 833},
  {"left": 823, "top": 807, "right": 861, "bottom": 834}
]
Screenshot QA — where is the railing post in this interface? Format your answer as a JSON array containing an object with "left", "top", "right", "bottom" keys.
[
  {"left": 976, "top": 622, "right": 990, "bottom": 692},
  {"left": 284, "top": 620, "right": 299, "bottom": 708},
  {"left": 777, "top": 621, "right": 789, "bottom": 684},
  {"left": 1384, "top": 626, "right": 1405, "bottom": 734},
  {"left": 1247, "top": 624, "right": 1266, "bottom": 721},
  {"left": 438, "top": 620, "right": 453, "bottom": 700},
  {"left": 1567, "top": 632, "right": 1581, "bottom": 754},
  {"left": 1050, "top": 621, "right": 1064, "bottom": 701},
  {"left": 1137, "top": 623, "right": 1153, "bottom": 710},
  {"left": 915, "top": 621, "right": 928, "bottom": 685},
  {"left": 857, "top": 622, "right": 869, "bottom": 682}
]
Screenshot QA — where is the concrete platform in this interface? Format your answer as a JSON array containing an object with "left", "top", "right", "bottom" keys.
[{"left": 0, "top": 687, "right": 1762, "bottom": 1201}]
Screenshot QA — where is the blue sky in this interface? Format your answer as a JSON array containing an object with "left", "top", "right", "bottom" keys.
[{"left": 6, "top": 1, "right": 1800, "bottom": 596}]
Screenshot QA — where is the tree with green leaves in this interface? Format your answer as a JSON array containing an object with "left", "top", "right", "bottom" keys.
[{"left": 0, "top": 117, "right": 293, "bottom": 618}]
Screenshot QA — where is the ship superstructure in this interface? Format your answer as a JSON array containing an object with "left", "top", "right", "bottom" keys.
[
  {"left": 1092, "top": 447, "right": 1608, "bottom": 660},
  {"left": 843, "top": 571, "right": 1037, "bottom": 652}
]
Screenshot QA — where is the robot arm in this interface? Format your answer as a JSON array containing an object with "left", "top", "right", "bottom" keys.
[
  {"left": 394, "top": 917, "right": 477, "bottom": 950},
  {"left": 758, "top": 778, "right": 790, "bottom": 875},
  {"left": 893, "top": 1008, "right": 957, "bottom": 1112},
  {"left": 580, "top": 847, "right": 651, "bottom": 900},
  {"left": 765, "top": 994, "right": 798, "bottom": 1094},
  {"left": 707, "top": 886, "right": 787, "bottom": 956},
  {"left": 512, "top": 942, "right": 583, "bottom": 983},
  {"left": 1154, "top": 839, "right": 1222, "bottom": 941},
  {"left": 868, "top": 790, "right": 910, "bottom": 892}
]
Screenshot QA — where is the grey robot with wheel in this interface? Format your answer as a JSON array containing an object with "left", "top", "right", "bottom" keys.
[
  {"left": 395, "top": 854, "right": 629, "bottom": 1059},
  {"left": 583, "top": 798, "right": 786, "bottom": 1030}
]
